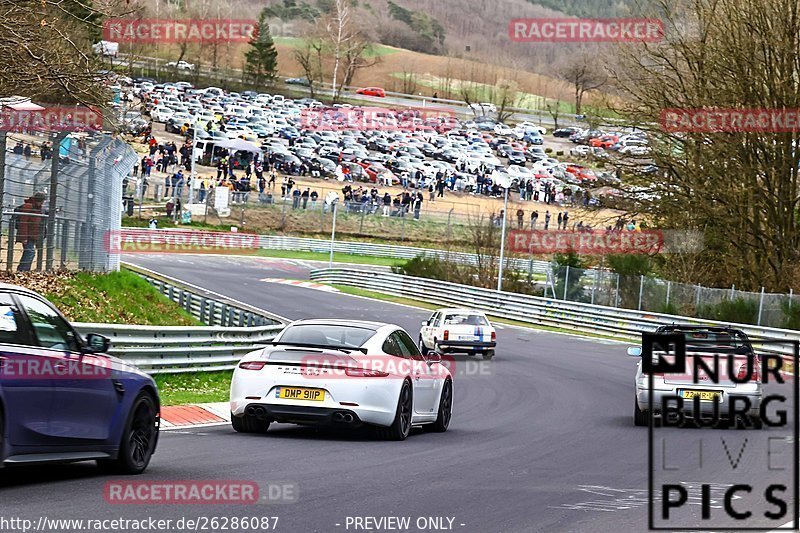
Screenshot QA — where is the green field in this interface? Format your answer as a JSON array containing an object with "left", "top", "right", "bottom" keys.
[{"left": 274, "top": 36, "right": 399, "bottom": 57}]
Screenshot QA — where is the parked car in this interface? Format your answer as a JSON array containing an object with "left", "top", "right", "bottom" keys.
[
  {"left": 553, "top": 127, "right": 582, "bottom": 138},
  {"left": 286, "top": 77, "right": 311, "bottom": 86},
  {"left": 0, "top": 284, "right": 160, "bottom": 473}
]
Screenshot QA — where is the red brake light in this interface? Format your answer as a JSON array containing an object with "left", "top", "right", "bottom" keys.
[
  {"left": 239, "top": 361, "right": 266, "bottom": 370},
  {"left": 738, "top": 360, "right": 759, "bottom": 381},
  {"left": 345, "top": 367, "right": 390, "bottom": 378},
  {"left": 443, "top": 330, "right": 449, "bottom": 341},
  {"left": 491, "top": 331, "right": 496, "bottom": 342}
]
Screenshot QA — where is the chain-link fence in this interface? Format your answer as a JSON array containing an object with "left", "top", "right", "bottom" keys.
[
  {"left": 546, "top": 265, "right": 800, "bottom": 329},
  {"left": 0, "top": 131, "right": 137, "bottom": 272}
]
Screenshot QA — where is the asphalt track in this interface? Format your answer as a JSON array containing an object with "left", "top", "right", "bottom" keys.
[{"left": 1, "top": 254, "right": 796, "bottom": 533}]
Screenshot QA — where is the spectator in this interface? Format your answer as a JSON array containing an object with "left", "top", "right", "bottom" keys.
[
  {"left": 382, "top": 192, "right": 391, "bottom": 216},
  {"left": 544, "top": 210, "right": 551, "bottom": 230},
  {"left": 15, "top": 192, "right": 45, "bottom": 272},
  {"left": 557, "top": 212, "right": 563, "bottom": 230},
  {"left": 414, "top": 191, "right": 423, "bottom": 220},
  {"left": 516, "top": 208, "right": 524, "bottom": 229},
  {"left": 428, "top": 182, "right": 435, "bottom": 202},
  {"left": 530, "top": 210, "right": 539, "bottom": 229},
  {"left": 302, "top": 188, "right": 310, "bottom": 209},
  {"left": 310, "top": 190, "right": 319, "bottom": 209},
  {"left": 292, "top": 187, "right": 301, "bottom": 209},
  {"left": 22, "top": 144, "right": 31, "bottom": 160},
  {"left": 563, "top": 211, "right": 569, "bottom": 228}
]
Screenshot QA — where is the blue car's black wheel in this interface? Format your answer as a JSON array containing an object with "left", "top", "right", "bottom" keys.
[{"left": 99, "top": 392, "right": 158, "bottom": 474}]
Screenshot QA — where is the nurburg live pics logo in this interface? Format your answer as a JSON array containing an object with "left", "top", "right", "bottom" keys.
[{"left": 644, "top": 333, "right": 799, "bottom": 530}]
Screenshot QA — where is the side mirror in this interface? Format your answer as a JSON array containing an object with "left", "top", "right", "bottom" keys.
[
  {"left": 421, "top": 321, "right": 429, "bottom": 327},
  {"left": 426, "top": 352, "right": 442, "bottom": 365},
  {"left": 627, "top": 346, "right": 642, "bottom": 357},
  {"left": 84, "top": 333, "right": 111, "bottom": 354}
]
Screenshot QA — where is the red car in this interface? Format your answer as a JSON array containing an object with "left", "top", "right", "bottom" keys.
[
  {"left": 565, "top": 164, "right": 598, "bottom": 181},
  {"left": 589, "top": 135, "right": 619, "bottom": 149},
  {"left": 356, "top": 87, "right": 386, "bottom": 97}
]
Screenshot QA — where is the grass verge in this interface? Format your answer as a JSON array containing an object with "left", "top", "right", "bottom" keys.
[
  {"left": 256, "top": 248, "right": 405, "bottom": 267},
  {"left": 154, "top": 370, "right": 232, "bottom": 406}
]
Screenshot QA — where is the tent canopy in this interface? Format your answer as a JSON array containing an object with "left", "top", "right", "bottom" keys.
[{"left": 212, "top": 138, "right": 260, "bottom": 153}]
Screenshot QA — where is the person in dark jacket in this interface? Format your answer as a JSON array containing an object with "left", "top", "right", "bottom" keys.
[{"left": 16, "top": 192, "right": 45, "bottom": 271}]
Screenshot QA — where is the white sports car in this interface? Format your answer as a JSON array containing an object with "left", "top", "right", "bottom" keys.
[
  {"left": 230, "top": 319, "right": 453, "bottom": 440},
  {"left": 419, "top": 308, "right": 496, "bottom": 360}
]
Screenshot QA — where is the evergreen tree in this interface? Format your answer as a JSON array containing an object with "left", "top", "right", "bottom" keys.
[{"left": 244, "top": 10, "right": 279, "bottom": 87}]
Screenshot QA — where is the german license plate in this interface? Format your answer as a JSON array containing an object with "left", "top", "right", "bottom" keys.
[
  {"left": 276, "top": 387, "right": 325, "bottom": 401},
  {"left": 680, "top": 390, "right": 721, "bottom": 402}
]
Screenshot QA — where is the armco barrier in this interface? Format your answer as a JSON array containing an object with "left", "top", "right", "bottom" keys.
[
  {"left": 309, "top": 267, "right": 800, "bottom": 358},
  {"left": 72, "top": 322, "right": 283, "bottom": 374}
]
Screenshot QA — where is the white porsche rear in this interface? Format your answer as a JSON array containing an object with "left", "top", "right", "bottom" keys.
[{"left": 230, "top": 320, "right": 453, "bottom": 440}]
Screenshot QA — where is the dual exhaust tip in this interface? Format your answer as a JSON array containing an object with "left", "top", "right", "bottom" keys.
[
  {"left": 246, "top": 406, "right": 269, "bottom": 420},
  {"left": 333, "top": 412, "right": 355, "bottom": 424}
]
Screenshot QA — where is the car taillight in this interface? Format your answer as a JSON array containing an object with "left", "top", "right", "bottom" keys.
[
  {"left": 443, "top": 330, "right": 449, "bottom": 341},
  {"left": 239, "top": 361, "right": 266, "bottom": 370},
  {"left": 345, "top": 367, "right": 390, "bottom": 378},
  {"left": 738, "top": 360, "right": 759, "bottom": 381},
  {"left": 491, "top": 331, "right": 496, "bottom": 342}
]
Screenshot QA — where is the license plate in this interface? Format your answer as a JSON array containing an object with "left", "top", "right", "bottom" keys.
[
  {"left": 680, "top": 390, "right": 721, "bottom": 402},
  {"left": 275, "top": 387, "right": 325, "bottom": 402}
]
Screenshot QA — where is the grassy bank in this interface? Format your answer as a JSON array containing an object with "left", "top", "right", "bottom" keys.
[
  {"left": 154, "top": 370, "right": 232, "bottom": 406},
  {"left": 1, "top": 270, "right": 200, "bottom": 325}
]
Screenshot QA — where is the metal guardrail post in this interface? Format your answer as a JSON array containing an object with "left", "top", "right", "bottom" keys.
[
  {"left": 591, "top": 269, "right": 597, "bottom": 305},
  {"left": 6, "top": 216, "right": 15, "bottom": 272},
  {"left": 666, "top": 281, "right": 671, "bottom": 307},
  {"left": 758, "top": 287, "right": 765, "bottom": 326},
  {"left": 638, "top": 275, "right": 644, "bottom": 310},
  {"left": 563, "top": 266, "right": 570, "bottom": 300},
  {"left": 200, "top": 298, "right": 207, "bottom": 323},
  {"left": 614, "top": 274, "right": 620, "bottom": 307}
]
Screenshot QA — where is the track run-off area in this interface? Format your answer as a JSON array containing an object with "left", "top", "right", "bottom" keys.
[{"left": 2, "top": 254, "right": 795, "bottom": 533}]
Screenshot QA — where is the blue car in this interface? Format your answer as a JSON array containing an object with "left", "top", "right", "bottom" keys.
[
  {"left": 279, "top": 127, "right": 300, "bottom": 140},
  {"left": 0, "top": 284, "right": 159, "bottom": 474}
]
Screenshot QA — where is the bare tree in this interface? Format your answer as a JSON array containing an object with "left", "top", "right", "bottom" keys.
[
  {"left": 0, "top": 0, "right": 132, "bottom": 106},
  {"left": 294, "top": 39, "right": 324, "bottom": 99},
  {"left": 613, "top": 0, "right": 800, "bottom": 291},
  {"left": 318, "top": 0, "right": 378, "bottom": 102},
  {"left": 561, "top": 55, "right": 607, "bottom": 115}
]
